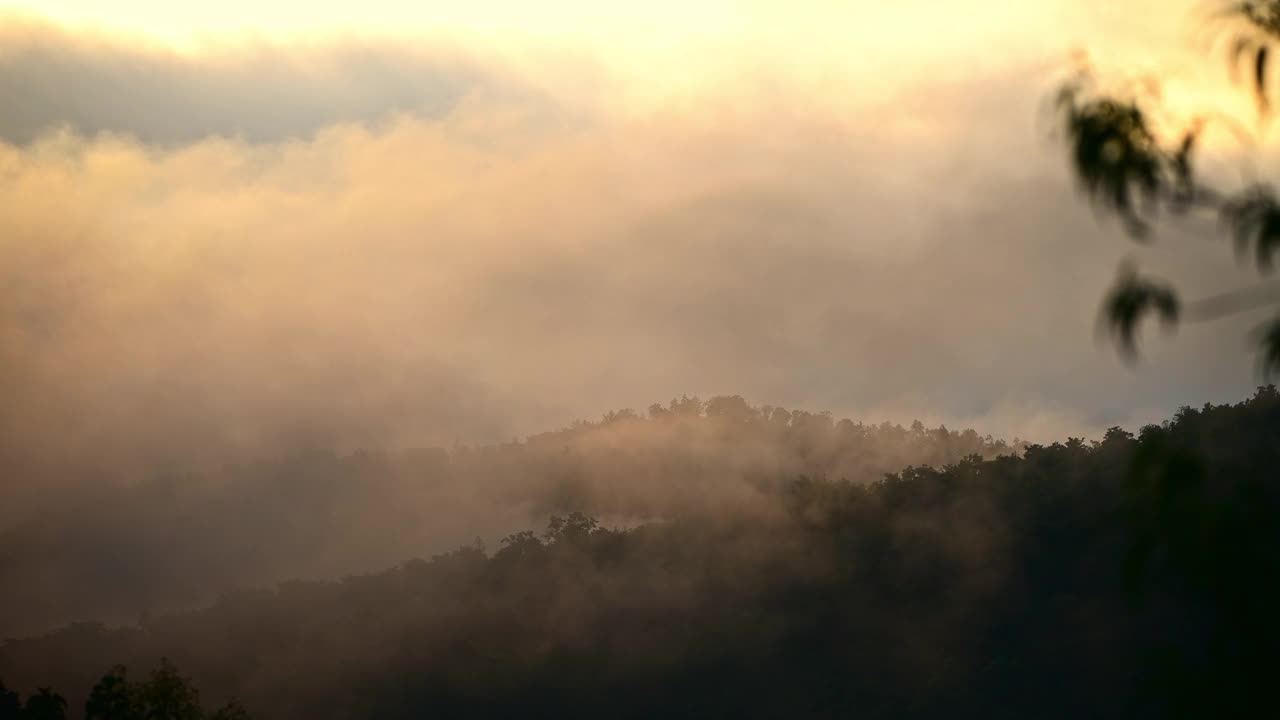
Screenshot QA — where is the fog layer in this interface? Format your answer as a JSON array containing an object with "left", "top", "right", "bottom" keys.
[{"left": 0, "top": 14, "right": 1271, "bottom": 637}]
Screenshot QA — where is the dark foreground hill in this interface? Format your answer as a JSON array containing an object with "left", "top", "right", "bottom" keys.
[{"left": 2, "top": 388, "right": 1278, "bottom": 719}]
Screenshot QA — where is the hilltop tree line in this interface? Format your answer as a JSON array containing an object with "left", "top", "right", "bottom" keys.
[{"left": 2, "top": 388, "right": 1276, "bottom": 718}]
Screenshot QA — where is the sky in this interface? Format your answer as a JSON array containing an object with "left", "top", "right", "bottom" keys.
[{"left": 0, "top": 0, "right": 1273, "bottom": 481}]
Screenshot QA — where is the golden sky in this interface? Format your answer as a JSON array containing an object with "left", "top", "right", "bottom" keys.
[
  {"left": 1, "top": 0, "right": 1244, "bottom": 126},
  {"left": 10, "top": 0, "right": 1072, "bottom": 48},
  {"left": 0, "top": 1, "right": 1184, "bottom": 103}
]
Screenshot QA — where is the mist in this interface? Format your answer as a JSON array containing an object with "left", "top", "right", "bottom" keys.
[
  {"left": 1, "top": 17, "right": 1268, "bottom": 635},
  {"left": 2, "top": 7, "right": 1279, "bottom": 716},
  {"left": 0, "top": 393, "right": 1022, "bottom": 638},
  {"left": 0, "top": 31, "right": 1261, "bottom": 478},
  {"left": 3, "top": 390, "right": 1276, "bottom": 719}
]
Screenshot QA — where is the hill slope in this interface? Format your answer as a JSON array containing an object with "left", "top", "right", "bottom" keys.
[{"left": 2, "top": 389, "right": 1278, "bottom": 718}]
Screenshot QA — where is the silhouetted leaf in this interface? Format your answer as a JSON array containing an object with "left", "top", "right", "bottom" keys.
[
  {"left": 1258, "top": 45, "right": 1271, "bottom": 112},
  {"left": 1252, "top": 314, "right": 1280, "bottom": 378},
  {"left": 1237, "top": 0, "right": 1280, "bottom": 37},
  {"left": 1229, "top": 35, "right": 1255, "bottom": 85},
  {"left": 1060, "top": 90, "right": 1164, "bottom": 238},
  {"left": 1220, "top": 184, "right": 1280, "bottom": 271},
  {"left": 1219, "top": 2, "right": 1280, "bottom": 113},
  {"left": 1100, "top": 263, "right": 1181, "bottom": 361},
  {"left": 1169, "top": 123, "right": 1204, "bottom": 210}
]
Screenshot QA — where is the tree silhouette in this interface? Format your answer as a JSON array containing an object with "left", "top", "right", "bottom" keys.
[
  {"left": 133, "top": 660, "right": 202, "bottom": 720},
  {"left": 87, "top": 660, "right": 249, "bottom": 720},
  {"left": 22, "top": 689, "right": 66, "bottom": 720},
  {"left": 1056, "top": 1, "right": 1280, "bottom": 374},
  {"left": 544, "top": 512, "right": 599, "bottom": 545},
  {"left": 85, "top": 666, "right": 135, "bottom": 720},
  {"left": 0, "top": 682, "right": 21, "bottom": 720}
]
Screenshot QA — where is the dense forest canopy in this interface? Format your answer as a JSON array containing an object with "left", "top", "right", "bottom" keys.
[{"left": 3, "top": 387, "right": 1276, "bottom": 718}]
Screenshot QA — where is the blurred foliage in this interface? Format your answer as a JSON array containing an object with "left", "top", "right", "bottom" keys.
[
  {"left": 1220, "top": 184, "right": 1280, "bottom": 269},
  {"left": 1058, "top": 88, "right": 1163, "bottom": 236},
  {"left": 1100, "top": 263, "right": 1181, "bottom": 361},
  {"left": 1057, "top": 1, "right": 1280, "bottom": 375},
  {"left": 1253, "top": 314, "right": 1280, "bottom": 376}
]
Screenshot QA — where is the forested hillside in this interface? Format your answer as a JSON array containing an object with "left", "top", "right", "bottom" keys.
[
  {"left": 0, "top": 396, "right": 1015, "bottom": 638},
  {"left": 3, "top": 388, "right": 1276, "bottom": 719}
]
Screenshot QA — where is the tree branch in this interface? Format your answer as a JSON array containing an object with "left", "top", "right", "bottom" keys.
[{"left": 1182, "top": 280, "right": 1280, "bottom": 321}]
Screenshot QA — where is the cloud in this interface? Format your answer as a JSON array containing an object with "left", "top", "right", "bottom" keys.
[
  {"left": 0, "top": 41, "right": 1265, "bottom": 487},
  {"left": 0, "top": 19, "right": 494, "bottom": 145}
]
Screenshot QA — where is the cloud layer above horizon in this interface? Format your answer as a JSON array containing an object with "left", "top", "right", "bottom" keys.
[{"left": 0, "top": 4, "right": 1272, "bottom": 492}]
